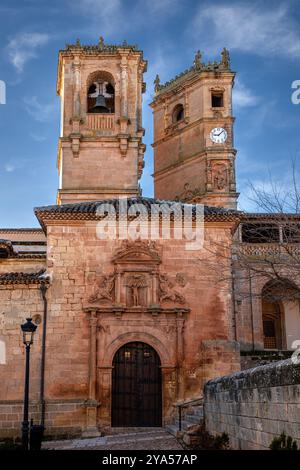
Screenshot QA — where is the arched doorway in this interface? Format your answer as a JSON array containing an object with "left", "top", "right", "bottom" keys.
[
  {"left": 262, "top": 299, "right": 283, "bottom": 349},
  {"left": 111, "top": 342, "right": 162, "bottom": 427}
]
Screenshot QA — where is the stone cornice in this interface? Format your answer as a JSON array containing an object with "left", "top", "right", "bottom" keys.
[
  {"left": 153, "top": 148, "right": 237, "bottom": 179},
  {"left": 152, "top": 116, "right": 235, "bottom": 148}
]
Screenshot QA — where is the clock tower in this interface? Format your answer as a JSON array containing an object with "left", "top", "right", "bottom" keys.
[{"left": 150, "top": 49, "right": 238, "bottom": 209}]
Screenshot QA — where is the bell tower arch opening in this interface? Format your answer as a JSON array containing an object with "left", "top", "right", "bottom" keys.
[{"left": 87, "top": 70, "right": 115, "bottom": 114}]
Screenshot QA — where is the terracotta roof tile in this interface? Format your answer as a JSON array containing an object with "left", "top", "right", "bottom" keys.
[{"left": 0, "top": 269, "right": 49, "bottom": 285}]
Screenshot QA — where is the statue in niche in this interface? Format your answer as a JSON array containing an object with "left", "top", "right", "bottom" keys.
[
  {"left": 89, "top": 273, "right": 115, "bottom": 303},
  {"left": 126, "top": 274, "right": 148, "bottom": 307},
  {"left": 213, "top": 165, "right": 227, "bottom": 190},
  {"left": 158, "top": 273, "right": 185, "bottom": 305}
]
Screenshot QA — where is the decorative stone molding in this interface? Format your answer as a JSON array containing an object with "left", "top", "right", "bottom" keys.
[{"left": 86, "top": 240, "right": 188, "bottom": 311}]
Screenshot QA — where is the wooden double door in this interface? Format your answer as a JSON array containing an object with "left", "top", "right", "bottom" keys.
[{"left": 112, "top": 342, "right": 162, "bottom": 427}]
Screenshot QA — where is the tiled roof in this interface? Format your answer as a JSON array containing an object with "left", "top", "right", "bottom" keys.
[
  {"left": 0, "top": 229, "right": 46, "bottom": 242},
  {"left": 0, "top": 236, "right": 46, "bottom": 259},
  {"left": 34, "top": 197, "right": 242, "bottom": 230},
  {"left": 0, "top": 269, "right": 49, "bottom": 285},
  {"left": 242, "top": 213, "right": 300, "bottom": 221}
]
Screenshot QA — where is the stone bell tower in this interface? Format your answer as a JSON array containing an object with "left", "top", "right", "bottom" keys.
[
  {"left": 56, "top": 37, "right": 147, "bottom": 204},
  {"left": 150, "top": 49, "right": 238, "bottom": 209}
]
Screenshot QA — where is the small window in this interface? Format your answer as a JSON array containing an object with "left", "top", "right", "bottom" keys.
[
  {"left": 211, "top": 92, "right": 224, "bottom": 108},
  {"left": 173, "top": 104, "right": 184, "bottom": 123},
  {"left": 124, "top": 351, "right": 131, "bottom": 359}
]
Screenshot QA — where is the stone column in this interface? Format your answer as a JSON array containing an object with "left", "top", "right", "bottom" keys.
[
  {"left": 176, "top": 312, "right": 185, "bottom": 400},
  {"left": 161, "top": 366, "right": 177, "bottom": 425},
  {"left": 137, "top": 65, "right": 143, "bottom": 130},
  {"left": 120, "top": 54, "right": 128, "bottom": 118},
  {"left": 184, "top": 91, "right": 189, "bottom": 121},
  {"left": 73, "top": 55, "right": 81, "bottom": 118},
  {"left": 83, "top": 310, "right": 100, "bottom": 437}
]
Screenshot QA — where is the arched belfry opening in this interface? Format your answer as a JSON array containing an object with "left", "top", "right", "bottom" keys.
[
  {"left": 172, "top": 103, "right": 184, "bottom": 123},
  {"left": 111, "top": 342, "right": 162, "bottom": 427},
  {"left": 87, "top": 71, "right": 115, "bottom": 114}
]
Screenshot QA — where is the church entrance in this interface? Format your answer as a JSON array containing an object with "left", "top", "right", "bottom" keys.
[{"left": 111, "top": 342, "right": 162, "bottom": 427}]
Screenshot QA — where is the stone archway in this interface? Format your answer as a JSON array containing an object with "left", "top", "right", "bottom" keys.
[
  {"left": 96, "top": 330, "right": 177, "bottom": 428},
  {"left": 111, "top": 341, "right": 162, "bottom": 427}
]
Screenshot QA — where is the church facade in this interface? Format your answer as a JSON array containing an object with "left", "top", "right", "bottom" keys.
[{"left": 0, "top": 39, "right": 299, "bottom": 439}]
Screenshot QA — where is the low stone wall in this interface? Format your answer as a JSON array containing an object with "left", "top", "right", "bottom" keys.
[
  {"left": 204, "top": 359, "right": 300, "bottom": 450},
  {"left": 0, "top": 399, "right": 85, "bottom": 440}
]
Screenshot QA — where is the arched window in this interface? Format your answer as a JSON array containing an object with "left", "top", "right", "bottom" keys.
[
  {"left": 172, "top": 104, "right": 184, "bottom": 123},
  {"left": 87, "top": 71, "right": 115, "bottom": 114},
  {"left": 261, "top": 279, "right": 300, "bottom": 350},
  {"left": 262, "top": 299, "right": 283, "bottom": 349}
]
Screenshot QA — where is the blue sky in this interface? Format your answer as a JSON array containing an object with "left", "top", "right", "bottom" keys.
[{"left": 0, "top": 0, "right": 300, "bottom": 227}]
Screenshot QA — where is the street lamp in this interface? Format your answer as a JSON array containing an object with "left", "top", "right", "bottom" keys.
[{"left": 21, "top": 318, "right": 37, "bottom": 450}]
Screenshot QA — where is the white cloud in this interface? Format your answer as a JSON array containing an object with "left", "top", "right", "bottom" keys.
[
  {"left": 192, "top": 3, "right": 300, "bottom": 58},
  {"left": 233, "top": 79, "right": 260, "bottom": 109},
  {"left": 30, "top": 133, "right": 47, "bottom": 142},
  {"left": 73, "top": 0, "right": 180, "bottom": 37},
  {"left": 23, "top": 96, "right": 58, "bottom": 122},
  {"left": 73, "top": 0, "right": 122, "bottom": 35},
  {"left": 4, "top": 163, "right": 15, "bottom": 173},
  {"left": 7, "top": 32, "right": 50, "bottom": 73}
]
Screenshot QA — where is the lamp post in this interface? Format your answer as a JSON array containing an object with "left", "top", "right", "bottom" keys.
[{"left": 21, "top": 318, "right": 37, "bottom": 451}]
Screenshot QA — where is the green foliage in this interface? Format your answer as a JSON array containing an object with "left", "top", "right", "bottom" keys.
[
  {"left": 269, "top": 432, "right": 298, "bottom": 451},
  {"left": 187, "top": 424, "right": 230, "bottom": 450},
  {"left": 214, "top": 432, "right": 230, "bottom": 450}
]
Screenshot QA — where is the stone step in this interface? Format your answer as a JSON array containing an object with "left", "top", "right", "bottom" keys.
[
  {"left": 43, "top": 429, "right": 175, "bottom": 450},
  {"left": 183, "top": 414, "right": 203, "bottom": 424},
  {"left": 106, "top": 430, "right": 168, "bottom": 445},
  {"left": 165, "top": 424, "right": 179, "bottom": 437},
  {"left": 185, "top": 405, "right": 203, "bottom": 414},
  {"left": 174, "top": 419, "right": 194, "bottom": 431}
]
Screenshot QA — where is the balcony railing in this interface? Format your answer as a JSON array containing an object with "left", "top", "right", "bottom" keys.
[
  {"left": 237, "top": 242, "right": 300, "bottom": 257},
  {"left": 86, "top": 113, "right": 115, "bottom": 131}
]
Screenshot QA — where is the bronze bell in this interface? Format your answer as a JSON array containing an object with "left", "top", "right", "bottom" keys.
[{"left": 91, "top": 94, "right": 109, "bottom": 113}]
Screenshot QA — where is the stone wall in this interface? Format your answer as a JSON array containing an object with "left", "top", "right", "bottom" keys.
[{"left": 204, "top": 359, "right": 300, "bottom": 450}]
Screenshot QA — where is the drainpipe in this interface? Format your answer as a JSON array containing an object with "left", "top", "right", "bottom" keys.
[
  {"left": 248, "top": 268, "right": 255, "bottom": 351},
  {"left": 40, "top": 283, "right": 48, "bottom": 427}
]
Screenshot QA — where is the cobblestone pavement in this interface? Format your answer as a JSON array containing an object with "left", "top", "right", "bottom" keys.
[{"left": 42, "top": 428, "right": 183, "bottom": 450}]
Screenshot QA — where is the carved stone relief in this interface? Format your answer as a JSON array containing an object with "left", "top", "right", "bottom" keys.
[
  {"left": 158, "top": 273, "right": 186, "bottom": 305},
  {"left": 89, "top": 273, "right": 116, "bottom": 303},
  {"left": 212, "top": 163, "right": 228, "bottom": 191},
  {"left": 175, "top": 182, "right": 202, "bottom": 203},
  {"left": 87, "top": 240, "right": 187, "bottom": 309}
]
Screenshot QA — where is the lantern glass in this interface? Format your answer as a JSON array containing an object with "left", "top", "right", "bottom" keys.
[
  {"left": 21, "top": 318, "right": 37, "bottom": 346},
  {"left": 22, "top": 330, "right": 33, "bottom": 346}
]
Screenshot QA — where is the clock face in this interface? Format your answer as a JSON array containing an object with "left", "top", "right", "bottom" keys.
[{"left": 210, "top": 127, "right": 227, "bottom": 144}]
